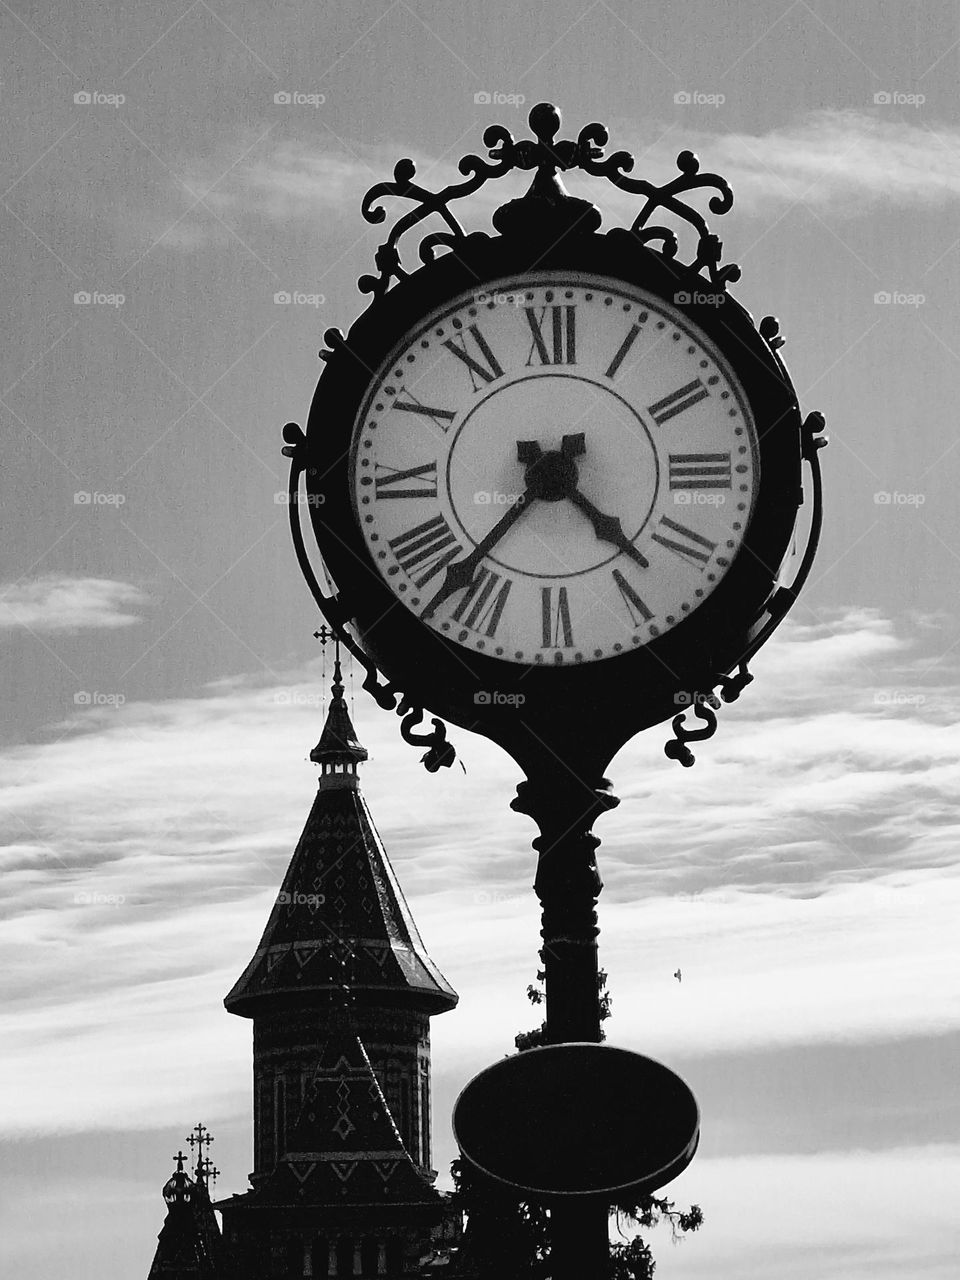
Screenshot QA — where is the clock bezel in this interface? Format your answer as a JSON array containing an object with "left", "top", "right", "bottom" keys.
[{"left": 305, "top": 230, "right": 802, "bottom": 768}]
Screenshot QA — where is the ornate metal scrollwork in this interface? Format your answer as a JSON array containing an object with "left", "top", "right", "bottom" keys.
[
  {"left": 660, "top": 404, "right": 829, "bottom": 767},
  {"left": 663, "top": 695, "right": 721, "bottom": 768},
  {"left": 281, "top": 422, "right": 457, "bottom": 772},
  {"left": 358, "top": 101, "right": 741, "bottom": 297}
]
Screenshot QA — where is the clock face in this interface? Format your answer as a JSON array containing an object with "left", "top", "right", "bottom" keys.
[{"left": 350, "top": 272, "right": 759, "bottom": 666}]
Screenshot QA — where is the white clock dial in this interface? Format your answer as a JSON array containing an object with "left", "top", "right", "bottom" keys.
[{"left": 351, "top": 272, "right": 758, "bottom": 665}]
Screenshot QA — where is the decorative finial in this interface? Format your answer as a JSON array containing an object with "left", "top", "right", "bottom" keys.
[
  {"left": 198, "top": 1156, "right": 220, "bottom": 1189},
  {"left": 163, "top": 1150, "right": 193, "bottom": 1205},
  {"left": 186, "top": 1123, "right": 214, "bottom": 1180},
  {"left": 315, "top": 624, "right": 344, "bottom": 700},
  {"left": 356, "top": 100, "right": 740, "bottom": 295},
  {"left": 311, "top": 629, "right": 368, "bottom": 777}
]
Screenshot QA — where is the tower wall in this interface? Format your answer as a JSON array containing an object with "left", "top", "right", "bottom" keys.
[{"left": 251, "top": 1005, "right": 435, "bottom": 1179}]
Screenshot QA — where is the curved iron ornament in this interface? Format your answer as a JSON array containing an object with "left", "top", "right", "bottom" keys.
[
  {"left": 358, "top": 101, "right": 740, "bottom": 298},
  {"left": 287, "top": 102, "right": 827, "bottom": 769},
  {"left": 664, "top": 408, "right": 827, "bottom": 764}
]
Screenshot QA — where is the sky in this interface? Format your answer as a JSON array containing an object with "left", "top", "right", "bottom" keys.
[{"left": 1, "top": 1, "right": 960, "bottom": 1276}]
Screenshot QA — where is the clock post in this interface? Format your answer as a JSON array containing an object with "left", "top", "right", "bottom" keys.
[
  {"left": 283, "top": 102, "right": 827, "bottom": 1275},
  {"left": 512, "top": 767, "right": 618, "bottom": 1272}
]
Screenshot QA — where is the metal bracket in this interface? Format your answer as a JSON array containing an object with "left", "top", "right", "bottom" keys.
[{"left": 661, "top": 410, "right": 827, "bottom": 766}]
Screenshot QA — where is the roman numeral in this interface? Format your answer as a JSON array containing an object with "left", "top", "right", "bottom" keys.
[
  {"left": 541, "top": 586, "right": 573, "bottom": 648},
  {"left": 374, "top": 461, "right": 438, "bottom": 499},
  {"left": 388, "top": 515, "right": 462, "bottom": 588},
  {"left": 651, "top": 516, "right": 717, "bottom": 567},
  {"left": 611, "top": 568, "right": 653, "bottom": 625},
  {"left": 450, "top": 568, "right": 513, "bottom": 638},
  {"left": 393, "top": 392, "right": 457, "bottom": 433},
  {"left": 647, "top": 379, "right": 710, "bottom": 426},
  {"left": 604, "top": 322, "right": 642, "bottom": 379},
  {"left": 668, "top": 452, "right": 732, "bottom": 489},
  {"left": 525, "top": 305, "right": 576, "bottom": 366},
  {"left": 442, "top": 325, "right": 504, "bottom": 391}
]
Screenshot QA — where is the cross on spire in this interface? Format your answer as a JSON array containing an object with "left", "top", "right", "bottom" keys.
[
  {"left": 198, "top": 1156, "right": 220, "bottom": 1188},
  {"left": 172, "top": 1150, "right": 188, "bottom": 1174},
  {"left": 186, "top": 1123, "right": 214, "bottom": 1178},
  {"left": 314, "top": 625, "right": 343, "bottom": 696}
]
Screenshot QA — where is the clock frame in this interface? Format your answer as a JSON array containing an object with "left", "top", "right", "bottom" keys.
[{"left": 303, "top": 230, "right": 802, "bottom": 776}]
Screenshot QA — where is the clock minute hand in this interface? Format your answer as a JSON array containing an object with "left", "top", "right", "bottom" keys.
[
  {"left": 566, "top": 487, "right": 649, "bottom": 569},
  {"left": 420, "top": 489, "right": 533, "bottom": 621}
]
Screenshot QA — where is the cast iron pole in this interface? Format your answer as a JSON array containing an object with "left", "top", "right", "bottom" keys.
[{"left": 513, "top": 769, "right": 619, "bottom": 1277}]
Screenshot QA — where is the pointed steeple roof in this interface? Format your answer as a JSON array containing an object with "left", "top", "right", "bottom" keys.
[
  {"left": 147, "top": 1150, "right": 223, "bottom": 1280},
  {"left": 225, "top": 665, "right": 457, "bottom": 1018},
  {"left": 218, "top": 1018, "right": 442, "bottom": 1212},
  {"left": 309, "top": 650, "right": 368, "bottom": 768}
]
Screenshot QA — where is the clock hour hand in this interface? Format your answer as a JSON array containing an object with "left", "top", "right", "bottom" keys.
[
  {"left": 420, "top": 488, "right": 533, "bottom": 621},
  {"left": 565, "top": 488, "right": 649, "bottom": 569}
]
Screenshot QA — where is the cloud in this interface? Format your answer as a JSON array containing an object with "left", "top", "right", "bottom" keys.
[
  {"left": 150, "top": 110, "right": 960, "bottom": 256},
  {"left": 1, "top": 609, "right": 959, "bottom": 1136},
  {"left": 633, "top": 110, "right": 960, "bottom": 215},
  {"left": 0, "top": 576, "right": 148, "bottom": 635},
  {"left": 197, "top": 143, "right": 381, "bottom": 223},
  {"left": 658, "top": 1146, "right": 960, "bottom": 1279}
]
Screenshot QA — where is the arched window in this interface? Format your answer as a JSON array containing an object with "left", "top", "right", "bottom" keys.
[
  {"left": 399, "top": 1077, "right": 411, "bottom": 1155},
  {"left": 255, "top": 1077, "right": 266, "bottom": 1169},
  {"left": 335, "top": 1237, "right": 353, "bottom": 1276},
  {"left": 274, "top": 1075, "right": 286, "bottom": 1163},
  {"left": 361, "top": 1238, "right": 379, "bottom": 1273},
  {"left": 312, "top": 1237, "right": 330, "bottom": 1277},
  {"left": 420, "top": 1075, "right": 430, "bottom": 1168}
]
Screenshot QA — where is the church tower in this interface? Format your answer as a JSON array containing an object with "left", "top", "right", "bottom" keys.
[
  {"left": 216, "top": 654, "right": 459, "bottom": 1277},
  {"left": 147, "top": 1132, "right": 224, "bottom": 1280}
]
